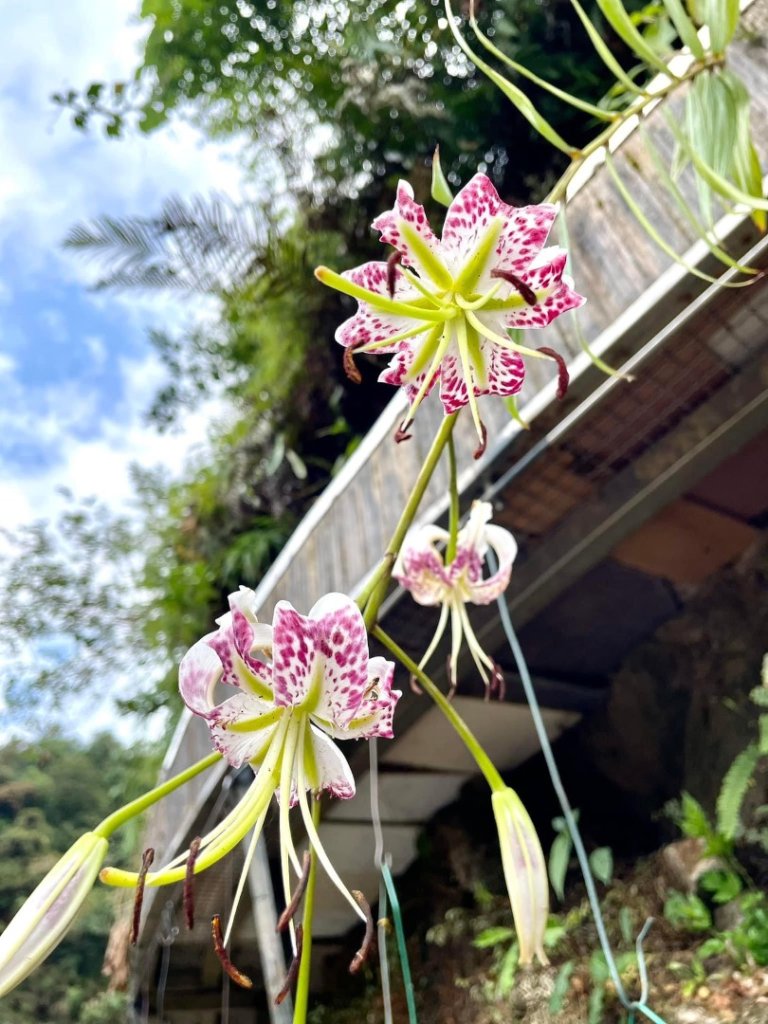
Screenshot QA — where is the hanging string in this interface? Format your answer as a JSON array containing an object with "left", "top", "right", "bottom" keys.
[
  {"left": 369, "top": 739, "right": 419, "bottom": 1024},
  {"left": 156, "top": 900, "right": 178, "bottom": 1024},
  {"left": 487, "top": 550, "right": 666, "bottom": 1024}
]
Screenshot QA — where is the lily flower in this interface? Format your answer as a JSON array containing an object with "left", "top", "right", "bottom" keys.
[
  {"left": 393, "top": 501, "right": 516, "bottom": 694},
  {"left": 316, "top": 172, "right": 584, "bottom": 453},
  {"left": 0, "top": 832, "right": 108, "bottom": 996},
  {"left": 492, "top": 787, "right": 549, "bottom": 965},
  {"left": 101, "top": 588, "right": 400, "bottom": 952}
]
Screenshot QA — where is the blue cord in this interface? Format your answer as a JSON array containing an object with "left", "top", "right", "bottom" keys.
[{"left": 488, "top": 551, "right": 666, "bottom": 1022}]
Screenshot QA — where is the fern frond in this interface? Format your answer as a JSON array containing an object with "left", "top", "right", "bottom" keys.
[{"left": 716, "top": 744, "right": 761, "bottom": 841}]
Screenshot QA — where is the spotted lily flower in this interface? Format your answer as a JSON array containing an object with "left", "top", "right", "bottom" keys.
[
  {"left": 101, "top": 588, "right": 400, "bottom": 949},
  {"left": 393, "top": 501, "right": 516, "bottom": 694},
  {"left": 492, "top": 787, "right": 549, "bottom": 965},
  {"left": 316, "top": 173, "right": 584, "bottom": 453},
  {"left": 0, "top": 832, "right": 108, "bottom": 996}
]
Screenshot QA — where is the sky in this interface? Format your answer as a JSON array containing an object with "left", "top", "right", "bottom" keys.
[{"left": 0, "top": 2, "right": 253, "bottom": 734}]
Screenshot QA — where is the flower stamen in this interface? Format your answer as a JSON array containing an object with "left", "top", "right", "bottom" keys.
[
  {"left": 490, "top": 268, "right": 537, "bottom": 306},
  {"left": 212, "top": 913, "right": 253, "bottom": 989},
  {"left": 130, "top": 848, "right": 154, "bottom": 945},
  {"left": 349, "top": 890, "right": 375, "bottom": 974},
  {"left": 275, "top": 924, "right": 303, "bottom": 1005},
  {"left": 183, "top": 837, "right": 201, "bottom": 930},
  {"left": 277, "top": 852, "right": 312, "bottom": 933}
]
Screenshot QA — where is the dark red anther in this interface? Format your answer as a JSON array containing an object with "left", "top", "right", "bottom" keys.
[
  {"left": 275, "top": 925, "right": 303, "bottom": 1005},
  {"left": 394, "top": 420, "right": 413, "bottom": 445},
  {"left": 130, "top": 847, "right": 155, "bottom": 945},
  {"left": 349, "top": 891, "right": 375, "bottom": 974},
  {"left": 343, "top": 344, "right": 363, "bottom": 385},
  {"left": 276, "top": 852, "right": 312, "bottom": 933},
  {"left": 212, "top": 913, "right": 253, "bottom": 989},
  {"left": 490, "top": 268, "right": 537, "bottom": 306},
  {"left": 473, "top": 421, "right": 488, "bottom": 460},
  {"left": 537, "top": 346, "right": 569, "bottom": 399},
  {"left": 183, "top": 836, "right": 201, "bottom": 930},
  {"left": 387, "top": 251, "right": 403, "bottom": 299}
]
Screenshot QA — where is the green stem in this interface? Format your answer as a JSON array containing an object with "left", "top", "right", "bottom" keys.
[
  {"left": 363, "top": 413, "right": 458, "bottom": 629},
  {"left": 446, "top": 434, "right": 460, "bottom": 563},
  {"left": 292, "top": 798, "right": 320, "bottom": 1024},
  {"left": 372, "top": 626, "right": 505, "bottom": 792},
  {"left": 94, "top": 751, "right": 222, "bottom": 839},
  {"left": 546, "top": 54, "right": 724, "bottom": 205}
]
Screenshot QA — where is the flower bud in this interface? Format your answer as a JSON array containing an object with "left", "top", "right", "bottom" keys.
[
  {"left": 0, "top": 831, "right": 108, "bottom": 996},
  {"left": 491, "top": 788, "right": 549, "bottom": 965}
]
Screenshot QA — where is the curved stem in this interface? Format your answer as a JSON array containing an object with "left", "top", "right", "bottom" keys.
[
  {"left": 94, "top": 751, "right": 222, "bottom": 839},
  {"left": 372, "top": 626, "right": 505, "bottom": 793},
  {"left": 362, "top": 413, "right": 459, "bottom": 628}
]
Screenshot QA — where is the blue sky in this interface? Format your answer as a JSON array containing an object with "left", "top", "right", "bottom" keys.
[
  {"left": 0, "top": 1, "right": 257, "bottom": 730},
  {"left": 0, "top": 0, "right": 251, "bottom": 533}
]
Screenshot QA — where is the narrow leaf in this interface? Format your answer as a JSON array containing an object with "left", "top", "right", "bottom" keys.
[
  {"left": 661, "top": 0, "right": 705, "bottom": 57},
  {"left": 595, "top": 0, "right": 676, "bottom": 75},
  {"left": 604, "top": 153, "right": 758, "bottom": 287},
  {"left": 469, "top": 12, "right": 616, "bottom": 121},
  {"left": 444, "top": 0, "right": 576, "bottom": 156},
  {"left": 568, "top": 0, "right": 647, "bottom": 96},
  {"left": 550, "top": 961, "right": 574, "bottom": 1014}
]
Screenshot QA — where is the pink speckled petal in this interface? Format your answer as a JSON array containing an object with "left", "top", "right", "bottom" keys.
[
  {"left": 318, "top": 657, "right": 401, "bottom": 740},
  {"left": 308, "top": 593, "right": 371, "bottom": 728},
  {"left": 272, "top": 601, "right": 319, "bottom": 709},
  {"left": 306, "top": 726, "right": 356, "bottom": 800},
  {"left": 342, "top": 261, "right": 422, "bottom": 302},
  {"left": 437, "top": 351, "right": 470, "bottom": 415},
  {"left": 208, "top": 692, "right": 281, "bottom": 769},
  {"left": 371, "top": 180, "right": 446, "bottom": 276},
  {"left": 205, "top": 589, "right": 273, "bottom": 693},
  {"left": 179, "top": 639, "right": 223, "bottom": 718},
  {"left": 378, "top": 344, "right": 441, "bottom": 407},
  {"left": 441, "top": 174, "right": 556, "bottom": 280},
  {"left": 484, "top": 341, "right": 526, "bottom": 400},
  {"left": 393, "top": 525, "right": 450, "bottom": 605},
  {"left": 500, "top": 250, "right": 585, "bottom": 330},
  {"left": 466, "top": 524, "right": 518, "bottom": 605},
  {"left": 336, "top": 307, "right": 419, "bottom": 353}
]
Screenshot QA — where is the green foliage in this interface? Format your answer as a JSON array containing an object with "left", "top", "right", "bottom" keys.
[
  {"left": 698, "top": 868, "right": 742, "bottom": 905},
  {"left": 716, "top": 744, "right": 761, "bottom": 841},
  {"left": 664, "top": 891, "right": 712, "bottom": 932},
  {"left": 0, "top": 733, "right": 158, "bottom": 1024},
  {"left": 548, "top": 813, "right": 613, "bottom": 901}
]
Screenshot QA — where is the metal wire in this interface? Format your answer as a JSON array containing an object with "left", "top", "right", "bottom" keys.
[{"left": 489, "top": 549, "right": 666, "bottom": 1023}]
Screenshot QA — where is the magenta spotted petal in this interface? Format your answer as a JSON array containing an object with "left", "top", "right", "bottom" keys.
[{"left": 318, "top": 171, "right": 585, "bottom": 446}]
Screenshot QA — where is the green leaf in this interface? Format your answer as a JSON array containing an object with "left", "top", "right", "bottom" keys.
[
  {"left": 549, "top": 961, "right": 574, "bottom": 1014},
  {"left": 443, "top": 3, "right": 575, "bottom": 156},
  {"left": 589, "top": 847, "right": 614, "bottom": 886},
  {"left": 619, "top": 907, "right": 634, "bottom": 945},
  {"left": 595, "top": 0, "right": 675, "bottom": 75},
  {"left": 759, "top": 716, "right": 768, "bottom": 756},
  {"left": 697, "top": 936, "right": 727, "bottom": 958},
  {"left": 698, "top": 868, "right": 742, "bottom": 904},
  {"left": 495, "top": 943, "right": 519, "bottom": 998},
  {"left": 698, "top": 0, "right": 739, "bottom": 52},
  {"left": 717, "top": 744, "right": 761, "bottom": 840},
  {"left": 604, "top": 153, "right": 754, "bottom": 287},
  {"left": 750, "top": 687, "right": 768, "bottom": 709},
  {"left": 285, "top": 448, "right": 308, "bottom": 481},
  {"left": 569, "top": 0, "right": 647, "bottom": 96},
  {"left": 661, "top": 0, "right": 705, "bottom": 57},
  {"left": 473, "top": 926, "right": 516, "bottom": 949},
  {"left": 431, "top": 146, "right": 453, "bottom": 207},
  {"left": 549, "top": 831, "right": 572, "bottom": 901},
  {"left": 679, "top": 792, "right": 712, "bottom": 840},
  {"left": 664, "top": 891, "right": 713, "bottom": 932}
]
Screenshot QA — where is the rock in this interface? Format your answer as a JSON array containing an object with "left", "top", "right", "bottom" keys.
[{"left": 660, "top": 838, "right": 726, "bottom": 893}]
